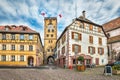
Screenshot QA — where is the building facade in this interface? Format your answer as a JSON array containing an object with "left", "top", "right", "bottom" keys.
[
  {"left": 44, "top": 17, "right": 57, "bottom": 63},
  {"left": 103, "top": 17, "right": 120, "bottom": 62},
  {"left": 55, "top": 11, "right": 108, "bottom": 68},
  {"left": 0, "top": 25, "right": 43, "bottom": 67}
]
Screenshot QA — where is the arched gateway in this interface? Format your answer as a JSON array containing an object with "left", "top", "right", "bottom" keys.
[{"left": 47, "top": 56, "right": 54, "bottom": 64}]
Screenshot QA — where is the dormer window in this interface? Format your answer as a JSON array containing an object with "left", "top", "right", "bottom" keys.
[
  {"left": 5, "top": 26, "right": 10, "bottom": 31},
  {"left": 5, "top": 27, "right": 9, "bottom": 31},
  {"left": 23, "top": 27, "right": 27, "bottom": 31},
  {"left": 12, "top": 25, "right": 16, "bottom": 28}
]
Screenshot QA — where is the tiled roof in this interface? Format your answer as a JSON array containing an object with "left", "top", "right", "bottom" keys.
[
  {"left": 103, "top": 17, "right": 120, "bottom": 32},
  {"left": 108, "top": 35, "right": 120, "bottom": 43},
  {"left": 76, "top": 16, "right": 102, "bottom": 27},
  {"left": 0, "top": 25, "right": 37, "bottom": 33}
]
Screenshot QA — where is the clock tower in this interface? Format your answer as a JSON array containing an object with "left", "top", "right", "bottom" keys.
[{"left": 44, "top": 17, "right": 57, "bottom": 64}]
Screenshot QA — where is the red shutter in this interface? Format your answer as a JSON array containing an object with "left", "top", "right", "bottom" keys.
[
  {"left": 72, "top": 32, "right": 74, "bottom": 39},
  {"left": 90, "top": 25, "right": 93, "bottom": 30},
  {"left": 79, "top": 34, "right": 81, "bottom": 40},
  {"left": 78, "top": 45, "right": 81, "bottom": 52},
  {"left": 92, "top": 36, "right": 93, "bottom": 43},
  {"left": 72, "top": 44, "right": 74, "bottom": 52},
  {"left": 93, "top": 47, "right": 95, "bottom": 54},
  {"left": 102, "top": 48, "right": 104, "bottom": 55}
]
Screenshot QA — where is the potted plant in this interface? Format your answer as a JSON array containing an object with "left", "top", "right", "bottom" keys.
[
  {"left": 112, "top": 65, "right": 120, "bottom": 75},
  {"left": 76, "top": 56, "right": 85, "bottom": 71}
]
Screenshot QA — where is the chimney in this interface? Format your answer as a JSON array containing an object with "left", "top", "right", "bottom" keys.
[{"left": 82, "top": 10, "right": 85, "bottom": 19}]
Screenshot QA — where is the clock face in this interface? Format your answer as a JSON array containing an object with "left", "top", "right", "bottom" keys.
[{"left": 48, "top": 24, "right": 53, "bottom": 29}]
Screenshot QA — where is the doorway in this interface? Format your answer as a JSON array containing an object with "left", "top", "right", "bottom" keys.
[{"left": 28, "top": 56, "right": 34, "bottom": 66}]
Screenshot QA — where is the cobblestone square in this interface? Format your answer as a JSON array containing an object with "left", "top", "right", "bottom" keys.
[{"left": 0, "top": 66, "right": 119, "bottom": 80}]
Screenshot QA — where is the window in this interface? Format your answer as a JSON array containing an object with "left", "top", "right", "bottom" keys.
[
  {"left": 98, "top": 47, "right": 104, "bottom": 55},
  {"left": 29, "top": 34, "right": 33, "bottom": 40},
  {"left": 5, "top": 27, "right": 9, "bottom": 31},
  {"left": 11, "top": 55, "right": 15, "bottom": 61},
  {"left": 58, "top": 50, "right": 60, "bottom": 57},
  {"left": 98, "top": 38, "right": 102, "bottom": 45},
  {"left": 11, "top": 45, "right": 15, "bottom": 50},
  {"left": 48, "top": 29, "right": 50, "bottom": 32},
  {"left": 62, "top": 46, "right": 65, "bottom": 54},
  {"left": 72, "top": 32, "right": 82, "bottom": 40},
  {"left": 20, "top": 45, "right": 24, "bottom": 51},
  {"left": 51, "top": 49, "right": 54, "bottom": 52},
  {"left": 20, "top": 55, "right": 24, "bottom": 61},
  {"left": 85, "top": 23, "right": 89, "bottom": 30},
  {"left": 47, "top": 34, "right": 49, "bottom": 37},
  {"left": 74, "top": 33, "right": 79, "bottom": 40},
  {"left": 93, "top": 26, "right": 98, "bottom": 32},
  {"left": 51, "top": 34, "right": 53, "bottom": 37},
  {"left": 48, "top": 49, "right": 50, "bottom": 52},
  {"left": 2, "top": 34, "right": 6, "bottom": 40},
  {"left": 62, "top": 34, "right": 66, "bottom": 44},
  {"left": 88, "top": 46, "right": 95, "bottom": 54},
  {"left": 58, "top": 41, "right": 60, "bottom": 48},
  {"left": 80, "top": 23, "right": 84, "bottom": 28},
  {"left": 29, "top": 45, "right": 33, "bottom": 51},
  {"left": 72, "top": 44, "right": 81, "bottom": 53},
  {"left": 52, "top": 29, "right": 54, "bottom": 32},
  {"left": 86, "top": 59, "right": 91, "bottom": 64},
  {"left": 11, "top": 34, "right": 15, "bottom": 40},
  {"left": 1, "top": 55, "right": 6, "bottom": 61},
  {"left": 2, "top": 44, "right": 6, "bottom": 50},
  {"left": 89, "top": 36, "right": 93, "bottom": 44},
  {"left": 20, "top": 34, "right": 24, "bottom": 40},
  {"left": 73, "top": 59, "right": 76, "bottom": 64}
]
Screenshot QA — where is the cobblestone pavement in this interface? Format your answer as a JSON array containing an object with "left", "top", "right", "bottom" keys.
[{"left": 0, "top": 66, "right": 119, "bottom": 80}]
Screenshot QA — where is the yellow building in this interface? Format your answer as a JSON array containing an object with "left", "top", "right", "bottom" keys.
[
  {"left": 0, "top": 25, "right": 43, "bottom": 67},
  {"left": 44, "top": 17, "right": 57, "bottom": 63}
]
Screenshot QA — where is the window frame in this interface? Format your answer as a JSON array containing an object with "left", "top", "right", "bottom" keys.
[{"left": 20, "top": 34, "right": 24, "bottom": 40}]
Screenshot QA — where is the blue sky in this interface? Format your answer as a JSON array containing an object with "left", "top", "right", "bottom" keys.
[{"left": 0, "top": 0, "right": 120, "bottom": 44}]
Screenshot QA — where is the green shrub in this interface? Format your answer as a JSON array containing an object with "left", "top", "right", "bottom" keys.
[
  {"left": 112, "top": 65, "right": 120, "bottom": 70},
  {"left": 77, "top": 56, "right": 84, "bottom": 62}
]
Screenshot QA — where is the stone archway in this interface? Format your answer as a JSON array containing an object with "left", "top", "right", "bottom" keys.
[
  {"left": 28, "top": 56, "right": 34, "bottom": 66},
  {"left": 47, "top": 56, "right": 54, "bottom": 64}
]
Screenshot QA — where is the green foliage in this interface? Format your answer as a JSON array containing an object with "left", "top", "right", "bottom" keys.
[
  {"left": 77, "top": 56, "right": 84, "bottom": 62},
  {"left": 112, "top": 65, "right": 120, "bottom": 70}
]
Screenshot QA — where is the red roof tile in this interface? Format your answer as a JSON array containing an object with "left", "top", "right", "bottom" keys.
[
  {"left": 0, "top": 25, "right": 37, "bottom": 33},
  {"left": 103, "top": 17, "right": 120, "bottom": 32}
]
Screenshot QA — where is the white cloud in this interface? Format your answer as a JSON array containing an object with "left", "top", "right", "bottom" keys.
[{"left": 0, "top": 0, "right": 119, "bottom": 45}]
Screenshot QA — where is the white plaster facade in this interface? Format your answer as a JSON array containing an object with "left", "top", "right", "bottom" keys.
[{"left": 56, "top": 19, "right": 108, "bottom": 67}]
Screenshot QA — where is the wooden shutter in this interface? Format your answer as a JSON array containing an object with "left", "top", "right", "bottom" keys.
[
  {"left": 94, "top": 47, "right": 95, "bottom": 54},
  {"left": 89, "top": 24, "right": 93, "bottom": 30},
  {"left": 72, "top": 32, "right": 74, "bottom": 39},
  {"left": 98, "top": 27, "right": 101, "bottom": 33},
  {"left": 102, "top": 48, "right": 104, "bottom": 55},
  {"left": 79, "top": 33, "right": 82, "bottom": 40},
  {"left": 72, "top": 44, "right": 74, "bottom": 52},
  {"left": 91, "top": 36, "right": 93, "bottom": 43},
  {"left": 78, "top": 45, "right": 81, "bottom": 52}
]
